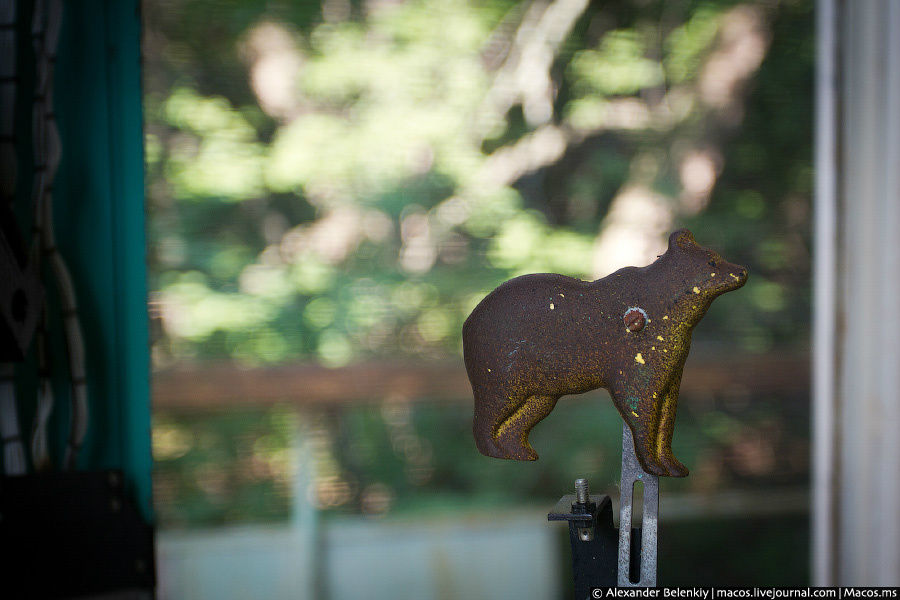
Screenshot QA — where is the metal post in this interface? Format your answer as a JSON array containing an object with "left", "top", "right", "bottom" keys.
[{"left": 617, "top": 424, "right": 658, "bottom": 587}]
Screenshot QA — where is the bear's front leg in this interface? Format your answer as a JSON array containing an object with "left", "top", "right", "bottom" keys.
[
  {"left": 610, "top": 384, "right": 668, "bottom": 476},
  {"left": 655, "top": 371, "right": 689, "bottom": 477}
]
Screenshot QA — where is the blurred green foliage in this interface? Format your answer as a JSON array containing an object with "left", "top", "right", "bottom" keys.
[
  {"left": 153, "top": 408, "right": 298, "bottom": 525},
  {"left": 153, "top": 385, "right": 810, "bottom": 527},
  {"left": 146, "top": 0, "right": 812, "bottom": 370}
]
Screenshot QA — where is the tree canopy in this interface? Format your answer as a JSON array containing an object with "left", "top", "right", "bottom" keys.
[{"left": 145, "top": 0, "right": 812, "bottom": 369}]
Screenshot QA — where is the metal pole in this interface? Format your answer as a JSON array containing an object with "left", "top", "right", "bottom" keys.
[{"left": 812, "top": 0, "right": 839, "bottom": 586}]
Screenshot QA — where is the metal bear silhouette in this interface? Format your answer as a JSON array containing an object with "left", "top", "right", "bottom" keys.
[{"left": 462, "top": 229, "right": 748, "bottom": 477}]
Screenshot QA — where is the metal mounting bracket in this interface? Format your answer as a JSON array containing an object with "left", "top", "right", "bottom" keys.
[{"left": 549, "top": 426, "right": 659, "bottom": 596}]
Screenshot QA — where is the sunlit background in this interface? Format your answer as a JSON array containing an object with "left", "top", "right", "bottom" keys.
[{"left": 143, "top": 0, "right": 812, "bottom": 596}]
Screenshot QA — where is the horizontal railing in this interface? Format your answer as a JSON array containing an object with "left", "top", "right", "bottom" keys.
[{"left": 152, "top": 352, "right": 810, "bottom": 410}]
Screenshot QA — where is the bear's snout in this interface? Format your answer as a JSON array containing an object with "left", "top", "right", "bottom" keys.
[{"left": 718, "top": 263, "right": 749, "bottom": 292}]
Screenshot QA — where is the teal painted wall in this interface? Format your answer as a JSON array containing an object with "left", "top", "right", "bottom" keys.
[{"left": 52, "top": 0, "right": 152, "bottom": 520}]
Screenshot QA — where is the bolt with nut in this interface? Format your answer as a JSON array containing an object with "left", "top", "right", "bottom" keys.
[{"left": 623, "top": 307, "right": 648, "bottom": 332}]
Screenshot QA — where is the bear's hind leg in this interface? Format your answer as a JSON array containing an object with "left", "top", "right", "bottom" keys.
[
  {"left": 473, "top": 389, "right": 523, "bottom": 459},
  {"left": 655, "top": 373, "right": 688, "bottom": 477},
  {"left": 495, "top": 395, "right": 559, "bottom": 461}
]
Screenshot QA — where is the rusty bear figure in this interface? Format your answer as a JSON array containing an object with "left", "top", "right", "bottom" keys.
[{"left": 462, "top": 229, "right": 748, "bottom": 477}]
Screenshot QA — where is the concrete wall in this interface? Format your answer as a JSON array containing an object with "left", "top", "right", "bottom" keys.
[{"left": 157, "top": 510, "right": 560, "bottom": 600}]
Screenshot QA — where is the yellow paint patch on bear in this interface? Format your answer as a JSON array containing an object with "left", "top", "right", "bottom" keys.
[
  {"left": 635, "top": 353, "right": 645, "bottom": 364},
  {"left": 693, "top": 286, "right": 700, "bottom": 294},
  {"left": 631, "top": 410, "right": 639, "bottom": 417},
  {"left": 657, "top": 335, "right": 664, "bottom": 341},
  {"left": 730, "top": 273, "right": 740, "bottom": 280},
  {"left": 663, "top": 315, "right": 669, "bottom": 320},
  {"left": 550, "top": 303, "right": 555, "bottom": 310}
]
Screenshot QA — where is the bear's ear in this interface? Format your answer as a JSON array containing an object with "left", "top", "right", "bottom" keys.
[{"left": 668, "top": 229, "right": 697, "bottom": 251}]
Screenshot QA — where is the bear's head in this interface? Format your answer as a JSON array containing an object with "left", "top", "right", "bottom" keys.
[{"left": 667, "top": 229, "right": 748, "bottom": 298}]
